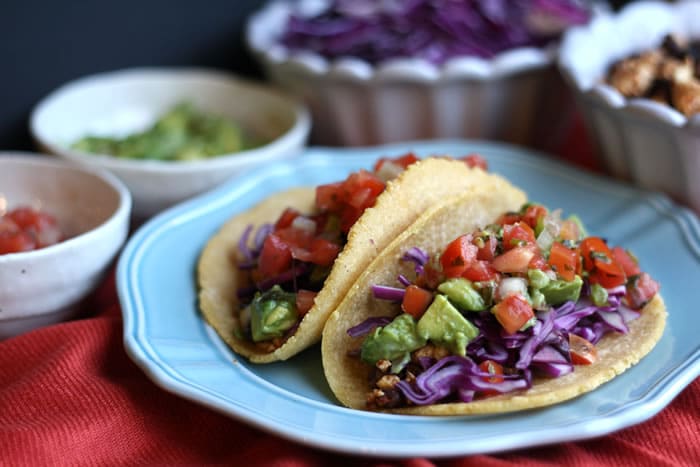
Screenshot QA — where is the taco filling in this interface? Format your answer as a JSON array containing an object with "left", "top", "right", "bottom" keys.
[
  {"left": 347, "top": 203, "right": 661, "bottom": 410},
  {"left": 233, "top": 153, "right": 488, "bottom": 352}
]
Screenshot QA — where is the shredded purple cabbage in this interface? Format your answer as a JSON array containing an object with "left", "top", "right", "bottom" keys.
[
  {"left": 281, "top": 0, "right": 591, "bottom": 65},
  {"left": 397, "top": 355, "right": 532, "bottom": 405},
  {"left": 347, "top": 316, "right": 393, "bottom": 338},
  {"left": 401, "top": 246, "right": 429, "bottom": 276},
  {"left": 397, "top": 274, "right": 412, "bottom": 287},
  {"left": 388, "top": 282, "right": 640, "bottom": 406},
  {"left": 371, "top": 284, "right": 406, "bottom": 302},
  {"left": 237, "top": 223, "right": 274, "bottom": 270}
]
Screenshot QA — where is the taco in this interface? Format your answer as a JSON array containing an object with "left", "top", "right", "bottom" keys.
[
  {"left": 322, "top": 193, "right": 666, "bottom": 414},
  {"left": 197, "top": 154, "right": 512, "bottom": 363}
]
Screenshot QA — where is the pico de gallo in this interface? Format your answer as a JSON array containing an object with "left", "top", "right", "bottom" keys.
[
  {"left": 0, "top": 206, "right": 63, "bottom": 255},
  {"left": 235, "top": 152, "right": 488, "bottom": 351},
  {"left": 348, "top": 203, "right": 660, "bottom": 409}
]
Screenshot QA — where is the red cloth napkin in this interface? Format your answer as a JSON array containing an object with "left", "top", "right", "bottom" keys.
[{"left": 0, "top": 267, "right": 698, "bottom": 466}]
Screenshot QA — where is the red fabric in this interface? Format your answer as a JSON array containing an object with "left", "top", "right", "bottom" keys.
[{"left": 2, "top": 120, "right": 699, "bottom": 466}]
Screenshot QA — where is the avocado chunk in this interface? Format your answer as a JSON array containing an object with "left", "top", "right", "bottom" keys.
[
  {"left": 416, "top": 294, "right": 478, "bottom": 356},
  {"left": 250, "top": 285, "right": 298, "bottom": 342},
  {"left": 540, "top": 275, "right": 583, "bottom": 306},
  {"left": 527, "top": 268, "right": 551, "bottom": 289},
  {"left": 437, "top": 278, "right": 486, "bottom": 311},
  {"left": 590, "top": 282, "right": 609, "bottom": 306},
  {"left": 360, "top": 314, "right": 426, "bottom": 372}
]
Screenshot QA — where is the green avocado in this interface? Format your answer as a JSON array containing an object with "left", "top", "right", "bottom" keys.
[
  {"left": 437, "top": 278, "right": 486, "bottom": 311},
  {"left": 539, "top": 275, "right": 583, "bottom": 306},
  {"left": 416, "top": 294, "right": 478, "bottom": 356},
  {"left": 250, "top": 285, "right": 298, "bottom": 342},
  {"left": 360, "top": 314, "right": 426, "bottom": 372}
]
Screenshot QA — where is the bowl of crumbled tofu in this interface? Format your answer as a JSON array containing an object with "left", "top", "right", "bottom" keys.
[{"left": 558, "top": 0, "right": 700, "bottom": 213}]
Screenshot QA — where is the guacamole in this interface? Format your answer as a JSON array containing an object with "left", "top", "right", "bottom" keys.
[{"left": 71, "top": 102, "right": 258, "bottom": 161}]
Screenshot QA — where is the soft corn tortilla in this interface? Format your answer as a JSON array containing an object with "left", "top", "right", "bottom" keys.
[
  {"left": 198, "top": 158, "right": 515, "bottom": 363},
  {"left": 321, "top": 187, "right": 667, "bottom": 414}
]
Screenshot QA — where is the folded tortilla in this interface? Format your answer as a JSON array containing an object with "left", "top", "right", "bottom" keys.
[
  {"left": 197, "top": 157, "right": 518, "bottom": 363},
  {"left": 321, "top": 184, "right": 667, "bottom": 414}
]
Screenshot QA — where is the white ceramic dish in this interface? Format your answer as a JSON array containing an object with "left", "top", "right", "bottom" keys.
[
  {"left": 30, "top": 68, "right": 311, "bottom": 219},
  {"left": 246, "top": 0, "right": 580, "bottom": 150},
  {"left": 119, "top": 140, "right": 699, "bottom": 458},
  {"left": 558, "top": 0, "right": 700, "bottom": 213},
  {"left": 0, "top": 153, "right": 131, "bottom": 339}
]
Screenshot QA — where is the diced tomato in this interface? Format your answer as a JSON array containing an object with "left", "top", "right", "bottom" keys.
[
  {"left": 373, "top": 152, "right": 419, "bottom": 172},
  {"left": 317, "top": 170, "right": 385, "bottom": 234},
  {"left": 580, "top": 237, "right": 626, "bottom": 288},
  {"left": 343, "top": 170, "right": 385, "bottom": 208},
  {"left": 528, "top": 248, "right": 549, "bottom": 271},
  {"left": 274, "top": 208, "right": 301, "bottom": 230},
  {"left": 346, "top": 187, "right": 374, "bottom": 210},
  {"left": 491, "top": 245, "right": 536, "bottom": 274},
  {"left": 626, "top": 272, "right": 660, "bottom": 309},
  {"left": 0, "top": 217, "right": 19, "bottom": 234},
  {"left": 479, "top": 359, "right": 504, "bottom": 383},
  {"left": 440, "top": 235, "right": 477, "bottom": 278},
  {"left": 492, "top": 294, "right": 534, "bottom": 335},
  {"left": 401, "top": 285, "right": 433, "bottom": 319},
  {"left": 495, "top": 212, "right": 522, "bottom": 226},
  {"left": 275, "top": 226, "right": 312, "bottom": 248},
  {"left": 257, "top": 234, "right": 293, "bottom": 277},
  {"left": 474, "top": 235, "right": 497, "bottom": 261},
  {"left": 0, "top": 230, "right": 36, "bottom": 254},
  {"left": 558, "top": 219, "right": 580, "bottom": 241},
  {"left": 478, "top": 359, "right": 504, "bottom": 396},
  {"left": 308, "top": 237, "right": 341, "bottom": 266},
  {"left": 295, "top": 289, "right": 317, "bottom": 316},
  {"left": 7, "top": 207, "right": 62, "bottom": 247},
  {"left": 579, "top": 237, "right": 609, "bottom": 271},
  {"left": 611, "top": 246, "right": 641, "bottom": 277},
  {"left": 415, "top": 263, "right": 443, "bottom": 290},
  {"left": 315, "top": 182, "right": 344, "bottom": 212},
  {"left": 522, "top": 204, "right": 547, "bottom": 231},
  {"left": 461, "top": 260, "right": 498, "bottom": 282},
  {"left": 339, "top": 205, "right": 363, "bottom": 234},
  {"left": 502, "top": 222, "right": 536, "bottom": 250},
  {"left": 460, "top": 154, "right": 488, "bottom": 171},
  {"left": 548, "top": 242, "right": 578, "bottom": 281},
  {"left": 569, "top": 333, "right": 598, "bottom": 365}
]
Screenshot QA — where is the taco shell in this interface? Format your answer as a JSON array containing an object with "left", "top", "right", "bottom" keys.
[
  {"left": 321, "top": 186, "right": 667, "bottom": 414},
  {"left": 198, "top": 157, "right": 517, "bottom": 363}
]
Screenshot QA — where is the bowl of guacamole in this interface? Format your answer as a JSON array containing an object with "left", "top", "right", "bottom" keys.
[{"left": 31, "top": 68, "right": 311, "bottom": 218}]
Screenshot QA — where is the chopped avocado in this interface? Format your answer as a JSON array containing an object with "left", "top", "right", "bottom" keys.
[
  {"left": 437, "top": 278, "right": 486, "bottom": 311},
  {"left": 250, "top": 285, "right": 298, "bottom": 342},
  {"left": 540, "top": 275, "right": 583, "bottom": 306},
  {"left": 530, "top": 289, "right": 547, "bottom": 310},
  {"left": 360, "top": 314, "right": 426, "bottom": 372},
  {"left": 71, "top": 101, "right": 256, "bottom": 161},
  {"left": 416, "top": 294, "right": 478, "bottom": 357},
  {"left": 527, "top": 268, "right": 551, "bottom": 289},
  {"left": 590, "top": 283, "right": 609, "bottom": 307}
]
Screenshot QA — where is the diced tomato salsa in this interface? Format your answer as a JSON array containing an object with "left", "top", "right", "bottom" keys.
[{"left": 0, "top": 207, "right": 63, "bottom": 255}]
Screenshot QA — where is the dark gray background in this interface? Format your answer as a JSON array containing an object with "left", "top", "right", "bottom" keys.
[{"left": 0, "top": 0, "right": 630, "bottom": 151}]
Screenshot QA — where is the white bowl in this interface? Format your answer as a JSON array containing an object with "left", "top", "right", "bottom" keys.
[
  {"left": 558, "top": 0, "right": 700, "bottom": 212},
  {"left": 246, "top": 0, "right": 585, "bottom": 150},
  {"left": 30, "top": 68, "right": 311, "bottom": 219},
  {"left": 0, "top": 153, "right": 131, "bottom": 339}
]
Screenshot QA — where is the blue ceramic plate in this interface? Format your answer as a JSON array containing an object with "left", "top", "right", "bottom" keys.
[{"left": 119, "top": 140, "right": 700, "bottom": 458}]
